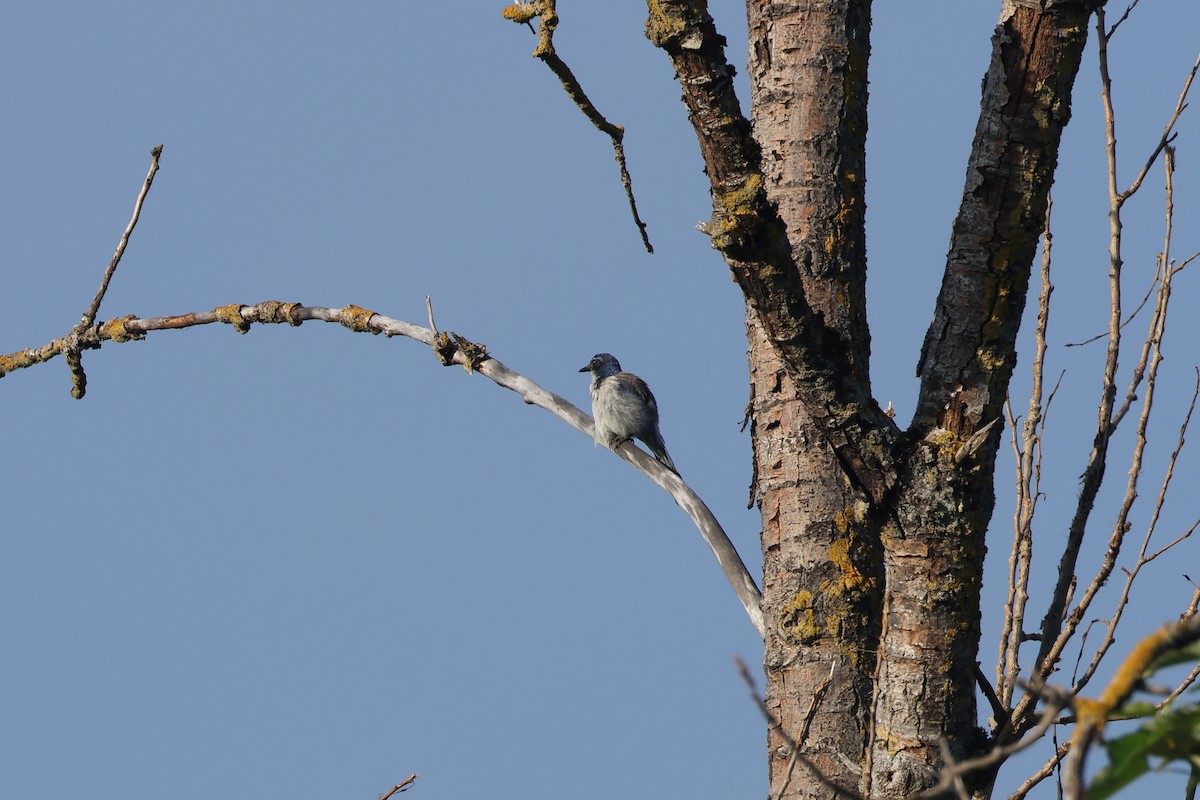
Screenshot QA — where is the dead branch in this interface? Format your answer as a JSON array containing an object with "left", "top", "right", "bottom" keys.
[
  {"left": 998, "top": 195, "right": 1055, "bottom": 708},
  {"left": 503, "top": 1, "right": 653, "bottom": 253},
  {"left": 63, "top": 144, "right": 164, "bottom": 399},
  {"left": 1066, "top": 146, "right": 1187, "bottom": 695},
  {"left": 1023, "top": 15, "right": 1200, "bottom": 731},
  {"left": 0, "top": 299, "right": 765, "bottom": 637},
  {"left": 1008, "top": 740, "right": 1071, "bottom": 800},
  {"left": 377, "top": 773, "right": 417, "bottom": 799},
  {"left": 1074, "top": 345, "right": 1200, "bottom": 694}
]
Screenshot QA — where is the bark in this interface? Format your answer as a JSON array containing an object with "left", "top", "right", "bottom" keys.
[
  {"left": 646, "top": 0, "right": 1101, "bottom": 796},
  {"left": 873, "top": 5, "right": 1097, "bottom": 794},
  {"left": 744, "top": 3, "right": 882, "bottom": 797}
]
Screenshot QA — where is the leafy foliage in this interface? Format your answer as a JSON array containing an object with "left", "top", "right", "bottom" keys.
[{"left": 1089, "top": 686, "right": 1200, "bottom": 798}]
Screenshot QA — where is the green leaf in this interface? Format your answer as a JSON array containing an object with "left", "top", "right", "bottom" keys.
[
  {"left": 1146, "top": 640, "right": 1200, "bottom": 674},
  {"left": 1088, "top": 704, "right": 1200, "bottom": 800}
]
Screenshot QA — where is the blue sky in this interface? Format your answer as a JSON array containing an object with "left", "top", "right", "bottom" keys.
[{"left": 2, "top": 2, "right": 1198, "bottom": 798}]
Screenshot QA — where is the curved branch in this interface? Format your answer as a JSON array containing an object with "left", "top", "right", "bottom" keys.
[{"left": 0, "top": 300, "right": 765, "bottom": 637}]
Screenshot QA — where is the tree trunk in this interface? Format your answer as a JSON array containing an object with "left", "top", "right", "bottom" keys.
[
  {"left": 745, "top": 2, "right": 880, "bottom": 797},
  {"left": 648, "top": 0, "right": 1101, "bottom": 796}
]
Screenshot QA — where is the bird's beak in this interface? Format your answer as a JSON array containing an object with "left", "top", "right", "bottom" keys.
[{"left": 578, "top": 364, "right": 591, "bottom": 373}]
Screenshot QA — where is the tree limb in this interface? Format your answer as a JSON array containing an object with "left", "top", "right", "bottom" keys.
[{"left": 0, "top": 300, "right": 766, "bottom": 637}]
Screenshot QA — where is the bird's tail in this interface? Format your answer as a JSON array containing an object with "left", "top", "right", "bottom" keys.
[{"left": 645, "top": 434, "right": 678, "bottom": 474}]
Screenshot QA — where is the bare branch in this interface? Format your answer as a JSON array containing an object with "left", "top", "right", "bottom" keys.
[
  {"left": 1142, "top": 519, "right": 1199, "bottom": 565},
  {"left": 734, "top": 658, "right": 859, "bottom": 800},
  {"left": 1024, "top": 16, "right": 1200, "bottom": 725},
  {"left": 1119, "top": 51, "right": 1199, "bottom": 201},
  {"left": 1069, "top": 146, "right": 1189, "bottom": 695},
  {"left": 377, "top": 773, "right": 418, "bottom": 799},
  {"left": 504, "top": 1, "right": 653, "bottom": 253},
  {"left": 81, "top": 145, "right": 164, "bottom": 327},
  {"left": 1008, "top": 740, "right": 1070, "bottom": 800},
  {"left": 0, "top": 300, "right": 765, "bottom": 637},
  {"left": 1075, "top": 367, "right": 1200, "bottom": 691},
  {"left": 999, "top": 201, "right": 1054, "bottom": 707},
  {"left": 1162, "top": 666, "right": 1200, "bottom": 709},
  {"left": 1103, "top": 0, "right": 1141, "bottom": 38},
  {"left": 63, "top": 145, "right": 164, "bottom": 399},
  {"left": 1063, "top": 257, "right": 1161, "bottom": 348}
]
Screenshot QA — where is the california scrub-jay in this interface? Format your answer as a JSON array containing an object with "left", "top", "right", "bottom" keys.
[{"left": 579, "top": 353, "right": 677, "bottom": 473}]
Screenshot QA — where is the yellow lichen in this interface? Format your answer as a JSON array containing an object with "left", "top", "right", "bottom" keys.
[
  {"left": 213, "top": 304, "right": 251, "bottom": 334},
  {"left": 718, "top": 173, "right": 763, "bottom": 218},
  {"left": 1072, "top": 697, "right": 1108, "bottom": 735},
  {"left": 709, "top": 173, "right": 765, "bottom": 247},
  {"left": 339, "top": 304, "right": 379, "bottom": 334},
  {"left": 644, "top": 0, "right": 689, "bottom": 47},
  {"left": 780, "top": 591, "right": 822, "bottom": 642},
  {"left": 501, "top": 3, "right": 536, "bottom": 25},
  {"left": 98, "top": 314, "right": 143, "bottom": 343},
  {"left": 833, "top": 505, "right": 858, "bottom": 535},
  {"left": 976, "top": 345, "right": 1008, "bottom": 372}
]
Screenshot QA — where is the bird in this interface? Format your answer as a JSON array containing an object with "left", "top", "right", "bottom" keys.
[{"left": 579, "top": 353, "right": 677, "bottom": 473}]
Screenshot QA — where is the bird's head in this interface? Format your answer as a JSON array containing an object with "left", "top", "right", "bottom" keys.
[{"left": 579, "top": 353, "right": 622, "bottom": 377}]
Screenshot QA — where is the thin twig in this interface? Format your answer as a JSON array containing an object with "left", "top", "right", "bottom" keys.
[
  {"left": 81, "top": 145, "right": 164, "bottom": 327},
  {"left": 1008, "top": 740, "right": 1070, "bottom": 800},
  {"left": 63, "top": 145, "right": 163, "bottom": 399},
  {"left": 734, "top": 658, "right": 860, "bottom": 800},
  {"left": 1076, "top": 403, "right": 1199, "bottom": 692},
  {"left": 1104, "top": 0, "right": 1141, "bottom": 38},
  {"left": 425, "top": 295, "right": 439, "bottom": 336},
  {"left": 1144, "top": 518, "right": 1199, "bottom": 564},
  {"left": 937, "top": 740, "right": 970, "bottom": 800},
  {"left": 378, "top": 773, "right": 418, "bottom": 800},
  {"left": 1173, "top": 250, "right": 1200, "bottom": 275},
  {"left": 1063, "top": 259, "right": 1160, "bottom": 348},
  {"left": 1063, "top": 616, "right": 1200, "bottom": 796},
  {"left": 1185, "top": 582, "right": 1200, "bottom": 618},
  {"left": 1071, "top": 147, "right": 1190, "bottom": 696},
  {"left": 1119, "top": 51, "right": 1199, "bottom": 201},
  {"left": 998, "top": 193, "right": 1054, "bottom": 708},
  {"left": 1160, "top": 655, "right": 1200, "bottom": 706},
  {"left": 976, "top": 663, "right": 1009, "bottom": 731},
  {"left": 1025, "top": 8, "right": 1127, "bottom": 710},
  {"left": 1020, "top": 16, "right": 1200, "bottom": 736},
  {"left": 504, "top": 1, "right": 653, "bottom": 253}
]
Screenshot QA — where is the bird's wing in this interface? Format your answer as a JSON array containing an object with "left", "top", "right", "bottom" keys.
[{"left": 618, "top": 373, "right": 659, "bottom": 414}]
